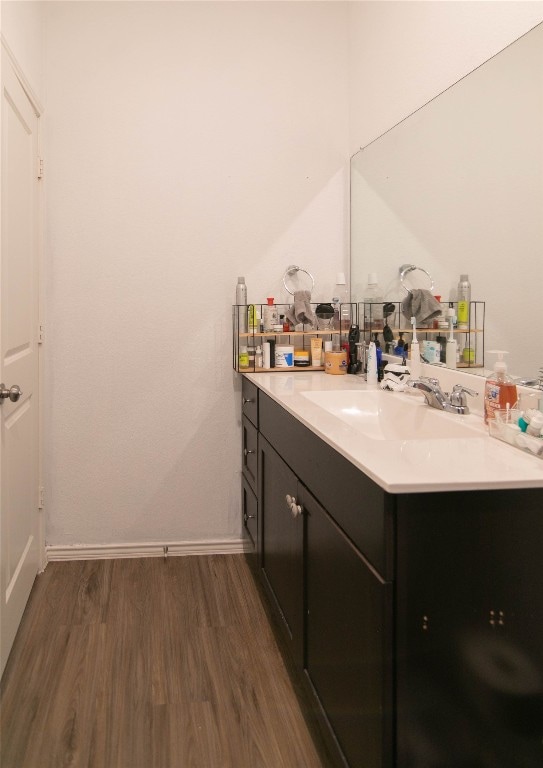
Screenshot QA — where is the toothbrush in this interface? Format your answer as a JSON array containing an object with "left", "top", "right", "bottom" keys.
[{"left": 411, "top": 317, "right": 418, "bottom": 345}]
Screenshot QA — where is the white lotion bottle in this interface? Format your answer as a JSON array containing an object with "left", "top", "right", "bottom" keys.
[
  {"left": 409, "top": 317, "right": 421, "bottom": 378},
  {"left": 366, "top": 341, "right": 378, "bottom": 385},
  {"left": 446, "top": 308, "right": 457, "bottom": 368}
]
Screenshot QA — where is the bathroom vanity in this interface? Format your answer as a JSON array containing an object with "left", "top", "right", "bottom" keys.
[{"left": 240, "top": 372, "right": 543, "bottom": 768}]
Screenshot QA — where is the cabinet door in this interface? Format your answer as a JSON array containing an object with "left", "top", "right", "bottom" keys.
[
  {"left": 305, "top": 489, "right": 392, "bottom": 768},
  {"left": 474, "top": 501, "right": 543, "bottom": 768},
  {"left": 396, "top": 501, "right": 483, "bottom": 767},
  {"left": 397, "top": 492, "right": 543, "bottom": 768},
  {"left": 259, "top": 437, "right": 304, "bottom": 668}
]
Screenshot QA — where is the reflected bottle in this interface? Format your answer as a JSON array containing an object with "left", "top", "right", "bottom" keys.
[{"left": 457, "top": 274, "right": 471, "bottom": 330}]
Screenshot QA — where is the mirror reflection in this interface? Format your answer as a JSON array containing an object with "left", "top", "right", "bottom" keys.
[{"left": 351, "top": 23, "right": 543, "bottom": 380}]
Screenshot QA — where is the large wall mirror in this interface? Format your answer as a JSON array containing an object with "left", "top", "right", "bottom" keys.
[{"left": 351, "top": 22, "right": 542, "bottom": 380}]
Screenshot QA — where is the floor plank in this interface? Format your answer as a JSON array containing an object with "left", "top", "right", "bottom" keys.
[{"left": 1, "top": 555, "right": 326, "bottom": 768}]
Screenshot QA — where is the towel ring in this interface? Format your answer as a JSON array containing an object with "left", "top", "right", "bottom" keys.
[
  {"left": 399, "top": 263, "right": 434, "bottom": 294},
  {"left": 282, "top": 264, "right": 315, "bottom": 296}
]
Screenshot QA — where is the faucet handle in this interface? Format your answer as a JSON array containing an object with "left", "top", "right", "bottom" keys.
[
  {"left": 422, "top": 376, "right": 441, "bottom": 387},
  {"left": 450, "top": 384, "right": 477, "bottom": 407}
]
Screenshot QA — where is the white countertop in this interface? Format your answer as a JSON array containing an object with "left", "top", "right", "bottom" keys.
[{"left": 245, "top": 371, "right": 543, "bottom": 494}]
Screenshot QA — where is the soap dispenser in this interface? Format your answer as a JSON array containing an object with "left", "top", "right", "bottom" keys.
[{"left": 484, "top": 351, "right": 518, "bottom": 424}]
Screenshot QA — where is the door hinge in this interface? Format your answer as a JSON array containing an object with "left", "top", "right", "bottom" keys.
[
  {"left": 38, "top": 324, "right": 45, "bottom": 343},
  {"left": 37, "top": 156, "right": 44, "bottom": 179},
  {"left": 38, "top": 487, "right": 45, "bottom": 510}
]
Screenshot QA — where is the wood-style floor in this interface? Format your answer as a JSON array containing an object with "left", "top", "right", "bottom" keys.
[{"left": 1, "top": 555, "right": 326, "bottom": 768}]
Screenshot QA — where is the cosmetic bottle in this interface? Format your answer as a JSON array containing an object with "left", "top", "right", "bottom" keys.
[
  {"left": 334, "top": 273, "right": 351, "bottom": 331},
  {"left": 366, "top": 341, "right": 378, "bottom": 385},
  {"left": 457, "top": 274, "right": 471, "bottom": 329},
  {"left": 372, "top": 333, "right": 382, "bottom": 370},
  {"left": 484, "top": 351, "right": 518, "bottom": 424},
  {"left": 236, "top": 277, "right": 247, "bottom": 333},
  {"left": 263, "top": 298, "right": 278, "bottom": 332},
  {"left": 248, "top": 304, "right": 259, "bottom": 334},
  {"left": 363, "top": 273, "right": 384, "bottom": 330},
  {"left": 255, "top": 346, "right": 263, "bottom": 368},
  {"left": 239, "top": 346, "right": 249, "bottom": 369}
]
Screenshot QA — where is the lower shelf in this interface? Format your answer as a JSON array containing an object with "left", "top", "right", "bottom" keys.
[{"left": 240, "top": 365, "right": 325, "bottom": 373}]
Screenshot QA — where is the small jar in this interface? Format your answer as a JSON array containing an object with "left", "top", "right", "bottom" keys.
[
  {"left": 526, "top": 412, "right": 543, "bottom": 437},
  {"left": 324, "top": 350, "right": 347, "bottom": 375}
]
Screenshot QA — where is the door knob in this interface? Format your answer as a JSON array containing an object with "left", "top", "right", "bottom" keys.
[{"left": 0, "top": 384, "right": 22, "bottom": 403}]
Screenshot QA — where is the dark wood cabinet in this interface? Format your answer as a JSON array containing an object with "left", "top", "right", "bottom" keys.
[
  {"left": 259, "top": 435, "right": 304, "bottom": 669},
  {"left": 242, "top": 378, "right": 543, "bottom": 768}
]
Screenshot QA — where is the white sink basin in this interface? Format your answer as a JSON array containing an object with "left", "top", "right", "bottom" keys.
[{"left": 301, "top": 389, "right": 484, "bottom": 441}]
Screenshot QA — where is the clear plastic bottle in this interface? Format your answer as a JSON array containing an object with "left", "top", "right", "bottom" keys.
[
  {"left": 484, "top": 350, "right": 518, "bottom": 424},
  {"left": 333, "top": 272, "right": 351, "bottom": 331},
  {"left": 262, "top": 297, "right": 278, "bottom": 332},
  {"left": 457, "top": 274, "right": 471, "bottom": 329},
  {"left": 363, "top": 273, "right": 384, "bottom": 330},
  {"left": 235, "top": 277, "right": 247, "bottom": 333}
]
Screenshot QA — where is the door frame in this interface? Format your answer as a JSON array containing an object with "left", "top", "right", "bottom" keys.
[{"left": 1, "top": 35, "right": 45, "bottom": 572}]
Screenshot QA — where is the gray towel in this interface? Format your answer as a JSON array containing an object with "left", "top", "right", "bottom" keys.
[
  {"left": 285, "top": 290, "right": 316, "bottom": 328},
  {"left": 401, "top": 289, "right": 442, "bottom": 326}
]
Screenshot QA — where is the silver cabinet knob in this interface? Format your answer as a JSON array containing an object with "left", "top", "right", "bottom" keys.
[
  {"left": 0, "top": 384, "right": 22, "bottom": 403},
  {"left": 243, "top": 448, "right": 255, "bottom": 456},
  {"left": 242, "top": 397, "right": 254, "bottom": 405},
  {"left": 290, "top": 503, "right": 302, "bottom": 518},
  {"left": 286, "top": 494, "right": 293, "bottom": 506}
]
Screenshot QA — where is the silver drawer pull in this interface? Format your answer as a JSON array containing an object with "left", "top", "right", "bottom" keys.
[
  {"left": 244, "top": 448, "right": 255, "bottom": 456},
  {"left": 242, "top": 397, "right": 254, "bottom": 405},
  {"left": 244, "top": 513, "right": 256, "bottom": 521}
]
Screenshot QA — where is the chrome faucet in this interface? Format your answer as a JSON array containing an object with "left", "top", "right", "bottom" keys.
[{"left": 406, "top": 377, "right": 476, "bottom": 415}]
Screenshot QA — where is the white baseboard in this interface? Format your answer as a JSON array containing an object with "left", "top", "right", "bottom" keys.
[{"left": 46, "top": 538, "right": 249, "bottom": 562}]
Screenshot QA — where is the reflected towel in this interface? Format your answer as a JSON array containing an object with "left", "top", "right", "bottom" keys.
[
  {"left": 285, "top": 290, "right": 316, "bottom": 328},
  {"left": 401, "top": 289, "right": 442, "bottom": 326}
]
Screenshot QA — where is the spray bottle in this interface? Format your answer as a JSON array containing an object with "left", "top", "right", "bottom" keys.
[{"left": 484, "top": 351, "right": 518, "bottom": 424}]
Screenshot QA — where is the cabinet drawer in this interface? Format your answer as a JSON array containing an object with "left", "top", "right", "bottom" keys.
[
  {"left": 242, "top": 377, "right": 258, "bottom": 427},
  {"left": 260, "top": 392, "right": 394, "bottom": 581},
  {"left": 242, "top": 416, "right": 258, "bottom": 493}
]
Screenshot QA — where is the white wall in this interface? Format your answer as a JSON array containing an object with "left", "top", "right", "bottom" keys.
[
  {"left": 43, "top": 1, "right": 349, "bottom": 548},
  {"left": 349, "top": 0, "right": 543, "bottom": 153},
  {"left": 0, "top": 0, "right": 44, "bottom": 101}
]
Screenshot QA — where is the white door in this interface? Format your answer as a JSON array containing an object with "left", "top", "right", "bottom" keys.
[{"left": 0, "top": 49, "right": 41, "bottom": 677}]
